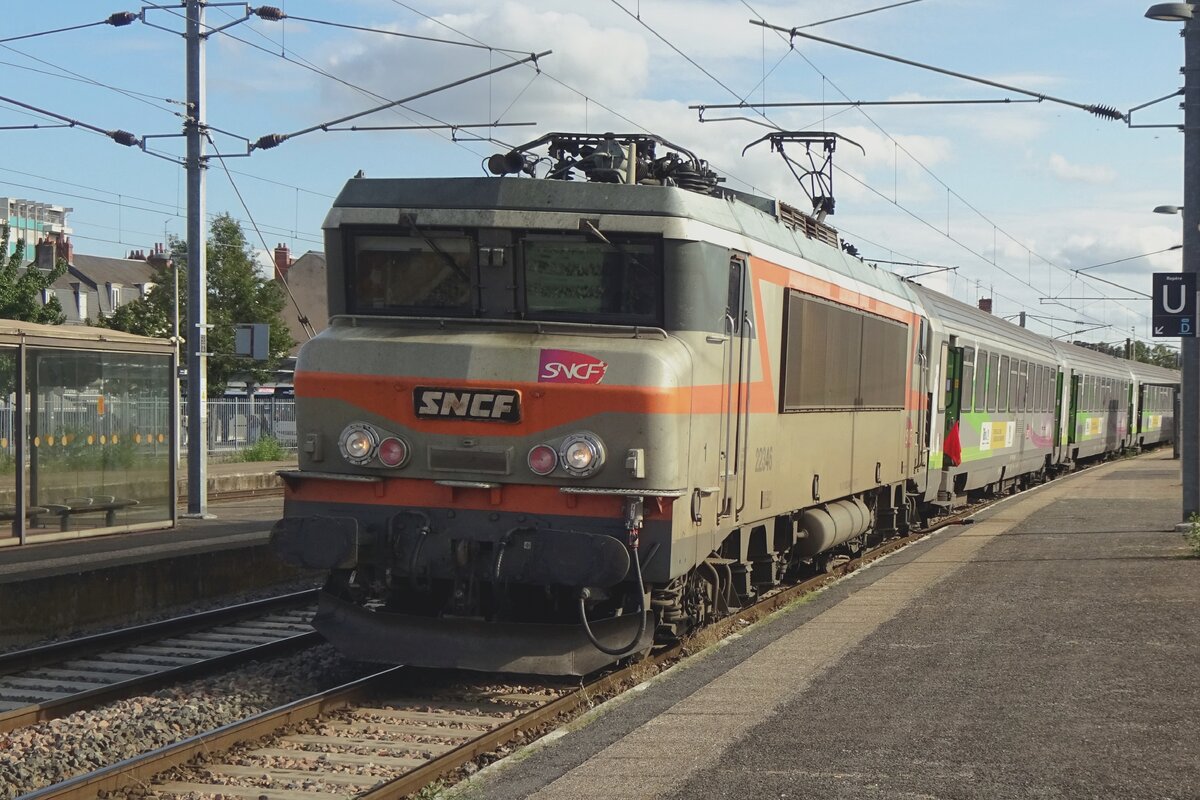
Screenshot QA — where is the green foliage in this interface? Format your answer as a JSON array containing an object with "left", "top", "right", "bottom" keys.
[
  {"left": 99, "top": 214, "right": 296, "bottom": 395},
  {"left": 0, "top": 224, "right": 66, "bottom": 324},
  {"left": 1185, "top": 513, "right": 1200, "bottom": 558},
  {"left": 235, "top": 435, "right": 286, "bottom": 462}
]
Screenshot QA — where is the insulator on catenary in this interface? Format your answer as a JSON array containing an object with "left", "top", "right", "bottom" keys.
[
  {"left": 1086, "top": 104, "right": 1124, "bottom": 121},
  {"left": 254, "top": 133, "right": 287, "bottom": 150},
  {"left": 107, "top": 12, "right": 137, "bottom": 26},
  {"left": 254, "top": 6, "right": 285, "bottom": 21},
  {"left": 109, "top": 130, "right": 139, "bottom": 147}
]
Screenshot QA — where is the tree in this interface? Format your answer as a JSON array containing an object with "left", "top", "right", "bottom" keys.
[
  {"left": 0, "top": 224, "right": 66, "bottom": 324},
  {"left": 99, "top": 214, "right": 295, "bottom": 395}
]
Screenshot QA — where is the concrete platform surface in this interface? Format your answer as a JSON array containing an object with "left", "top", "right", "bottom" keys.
[{"left": 455, "top": 451, "right": 1199, "bottom": 800}]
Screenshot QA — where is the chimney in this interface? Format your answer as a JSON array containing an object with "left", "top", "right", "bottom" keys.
[
  {"left": 978, "top": 297, "right": 993, "bottom": 314},
  {"left": 274, "top": 243, "right": 293, "bottom": 279},
  {"left": 56, "top": 233, "right": 73, "bottom": 266},
  {"left": 35, "top": 236, "right": 56, "bottom": 271}
]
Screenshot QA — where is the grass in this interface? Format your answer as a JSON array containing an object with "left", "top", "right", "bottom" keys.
[
  {"left": 232, "top": 435, "right": 287, "bottom": 462},
  {"left": 1185, "top": 513, "right": 1200, "bottom": 558}
]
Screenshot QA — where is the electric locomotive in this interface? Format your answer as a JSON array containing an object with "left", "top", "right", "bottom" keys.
[{"left": 271, "top": 132, "right": 1176, "bottom": 675}]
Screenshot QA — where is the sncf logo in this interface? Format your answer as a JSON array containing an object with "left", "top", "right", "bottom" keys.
[
  {"left": 538, "top": 349, "right": 608, "bottom": 384},
  {"left": 413, "top": 387, "right": 521, "bottom": 422}
]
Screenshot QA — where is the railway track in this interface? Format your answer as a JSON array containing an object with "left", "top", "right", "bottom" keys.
[
  {"left": 0, "top": 590, "right": 319, "bottom": 734},
  {"left": 14, "top": 520, "right": 945, "bottom": 800},
  {"left": 197, "top": 485, "right": 284, "bottom": 504},
  {"left": 11, "top": 472, "right": 1076, "bottom": 800}
]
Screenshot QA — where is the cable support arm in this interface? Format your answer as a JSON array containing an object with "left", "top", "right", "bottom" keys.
[
  {"left": 250, "top": 50, "right": 550, "bottom": 151},
  {"left": 0, "top": 94, "right": 140, "bottom": 146},
  {"left": 750, "top": 19, "right": 1124, "bottom": 121},
  {"left": 0, "top": 13, "right": 137, "bottom": 45},
  {"left": 692, "top": 98, "right": 1038, "bottom": 113}
]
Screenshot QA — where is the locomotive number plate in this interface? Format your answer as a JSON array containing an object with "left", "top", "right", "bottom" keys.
[{"left": 414, "top": 386, "right": 521, "bottom": 423}]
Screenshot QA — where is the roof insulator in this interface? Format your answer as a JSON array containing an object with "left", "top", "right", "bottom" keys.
[
  {"left": 107, "top": 12, "right": 138, "bottom": 27},
  {"left": 253, "top": 6, "right": 285, "bottom": 21},
  {"left": 109, "top": 130, "right": 139, "bottom": 147},
  {"left": 253, "top": 133, "right": 287, "bottom": 150}
]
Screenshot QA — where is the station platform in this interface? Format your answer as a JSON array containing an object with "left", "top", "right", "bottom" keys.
[
  {"left": 456, "top": 450, "right": 1199, "bottom": 800},
  {"left": 0, "top": 461, "right": 310, "bottom": 650}
]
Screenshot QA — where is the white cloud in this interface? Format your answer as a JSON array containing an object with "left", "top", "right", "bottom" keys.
[{"left": 1047, "top": 154, "right": 1116, "bottom": 184}]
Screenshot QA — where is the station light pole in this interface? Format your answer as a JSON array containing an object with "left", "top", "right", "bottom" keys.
[
  {"left": 184, "top": 0, "right": 210, "bottom": 518},
  {"left": 1146, "top": 3, "right": 1200, "bottom": 522}
]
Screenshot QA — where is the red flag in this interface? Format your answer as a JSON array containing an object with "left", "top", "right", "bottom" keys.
[{"left": 944, "top": 420, "right": 963, "bottom": 467}]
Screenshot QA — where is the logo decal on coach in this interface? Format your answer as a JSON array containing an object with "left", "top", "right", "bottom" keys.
[
  {"left": 538, "top": 349, "right": 608, "bottom": 384},
  {"left": 413, "top": 387, "right": 521, "bottom": 422}
]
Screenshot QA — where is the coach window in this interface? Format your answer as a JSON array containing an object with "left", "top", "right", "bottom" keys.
[
  {"left": 997, "top": 355, "right": 1010, "bottom": 412},
  {"left": 961, "top": 348, "right": 975, "bottom": 413},
  {"left": 1018, "top": 361, "right": 1029, "bottom": 412},
  {"left": 986, "top": 352, "right": 999, "bottom": 412},
  {"left": 974, "top": 349, "right": 988, "bottom": 412},
  {"left": 350, "top": 233, "right": 474, "bottom": 314},
  {"left": 1008, "top": 358, "right": 1019, "bottom": 412},
  {"left": 522, "top": 234, "right": 662, "bottom": 325}
]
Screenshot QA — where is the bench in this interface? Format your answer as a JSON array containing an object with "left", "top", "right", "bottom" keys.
[
  {"left": 0, "top": 505, "right": 51, "bottom": 523},
  {"left": 44, "top": 496, "right": 140, "bottom": 531}
]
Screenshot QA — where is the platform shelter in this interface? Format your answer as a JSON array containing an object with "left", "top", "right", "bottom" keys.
[{"left": 0, "top": 319, "right": 177, "bottom": 545}]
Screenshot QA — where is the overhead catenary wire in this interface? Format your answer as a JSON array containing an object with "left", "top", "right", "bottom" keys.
[
  {"left": 741, "top": 1, "right": 1141, "bottom": 333},
  {"left": 751, "top": 18, "right": 1124, "bottom": 121},
  {"left": 0, "top": 13, "right": 137, "bottom": 45},
  {"left": 249, "top": 50, "right": 550, "bottom": 150},
  {"left": 207, "top": 134, "right": 317, "bottom": 341},
  {"left": 278, "top": 14, "right": 533, "bottom": 56}
]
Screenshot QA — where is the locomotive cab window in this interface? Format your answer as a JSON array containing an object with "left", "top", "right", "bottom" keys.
[
  {"left": 349, "top": 233, "right": 474, "bottom": 314},
  {"left": 521, "top": 234, "right": 662, "bottom": 325}
]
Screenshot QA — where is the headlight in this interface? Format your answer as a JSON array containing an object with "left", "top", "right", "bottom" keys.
[
  {"left": 559, "top": 432, "right": 606, "bottom": 477},
  {"left": 338, "top": 423, "right": 379, "bottom": 465}
]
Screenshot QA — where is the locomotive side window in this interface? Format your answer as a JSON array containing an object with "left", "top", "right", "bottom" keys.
[
  {"left": 350, "top": 234, "right": 474, "bottom": 314},
  {"left": 781, "top": 291, "right": 905, "bottom": 411},
  {"left": 522, "top": 235, "right": 661, "bottom": 324}
]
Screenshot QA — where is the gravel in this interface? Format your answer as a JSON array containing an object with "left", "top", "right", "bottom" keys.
[{"left": 0, "top": 644, "right": 367, "bottom": 800}]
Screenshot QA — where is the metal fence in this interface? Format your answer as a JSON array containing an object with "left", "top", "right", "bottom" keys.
[
  {"left": 191, "top": 397, "right": 297, "bottom": 453},
  {"left": 1, "top": 397, "right": 298, "bottom": 458}
]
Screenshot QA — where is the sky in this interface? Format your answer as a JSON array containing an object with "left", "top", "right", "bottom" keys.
[{"left": 0, "top": 1, "right": 1190, "bottom": 350}]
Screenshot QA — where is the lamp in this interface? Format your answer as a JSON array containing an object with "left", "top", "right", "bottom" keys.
[
  {"left": 1146, "top": 3, "right": 1194, "bottom": 20},
  {"left": 1147, "top": 4, "right": 1198, "bottom": 524}
]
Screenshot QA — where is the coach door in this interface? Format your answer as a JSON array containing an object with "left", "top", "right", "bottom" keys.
[
  {"left": 718, "top": 253, "right": 751, "bottom": 521},
  {"left": 940, "top": 339, "right": 964, "bottom": 469}
]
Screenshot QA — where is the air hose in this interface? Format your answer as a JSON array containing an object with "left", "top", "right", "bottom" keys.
[{"left": 579, "top": 525, "right": 648, "bottom": 657}]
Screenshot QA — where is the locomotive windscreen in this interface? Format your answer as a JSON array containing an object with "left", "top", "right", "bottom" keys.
[
  {"left": 345, "top": 227, "right": 662, "bottom": 325},
  {"left": 350, "top": 234, "right": 473, "bottom": 313},
  {"left": 522, "top": 235, "right": 661, "bottom": 324}
]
